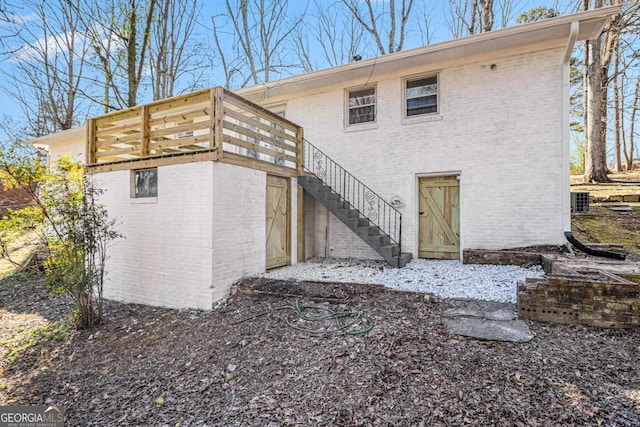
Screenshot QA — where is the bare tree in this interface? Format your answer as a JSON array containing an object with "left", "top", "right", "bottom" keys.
[
  {"left": 628, "top": 75, "right": 639, "bottom": 170},
  {"left": 0, "top": 1, "right": 23, "bottom": 53},
  {"left": 497, "top": 0, "right": 523, "bottom": 28},
  {"left": 149, "top": 0, "right": 206, "bottom": 100},
  {"left": 616, "top": 25, "right": 640, "bottom": 171},
  {"left": 341, "top": 0, "right": 415, "bottom": 55},
  {"left": 1, "top": 0, "right": 90, "bottom": 137},
  {"left": 446, "top": 0, "right": 494, "bottom": 37},
  {"left": 293, "top": 0, "right": 366, "bottom": 72},
  {"left": 613, "top": 40, "right": 622, "bottom": 171},
  {"left": 583, "top": 1, "right": 610, "bottom": 183},
  {"left": 583, "top": 0, "right": 639, "bottom": 182},
  {"left": 211, "top": 14, "right": 238, "bottom": 89},
  {"left": 78, "top": 0, "right": 157, "bottom": 110},
  {"left": 417, "top": 0, "right": 435, "bottom": 45},
  {"left": 211, "top": 0, "right": 304, "bottom": 89}
]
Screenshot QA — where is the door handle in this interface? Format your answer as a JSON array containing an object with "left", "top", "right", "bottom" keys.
[{"left": 419, "top": 211, "right": 425, "bottom": 215}]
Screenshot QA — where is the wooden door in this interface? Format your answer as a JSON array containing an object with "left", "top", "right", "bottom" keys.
[
  {"left": 418, "top": 176, "right": 460, "bottom": 259},
  {"left": 266, "top": 175, "right": 289, "bottom": 269}
]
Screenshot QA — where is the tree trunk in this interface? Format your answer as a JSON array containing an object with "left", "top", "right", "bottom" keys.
[
  {"left": 583, "top": 35, "right": 609, "bottom": 182},
  {"left": 480, "top": 0, "right": 493, "bottom": 32},
  {"left": 613, "top": 42, "right": 622, "bottom": 171},
  {"left": 629, "top": 76, "right": 640, "bottom": 170},
  {"left": 583, "top": 0, "right": 610, "bottom": 183},
  {"left": 126, "top": 2, "right": 138, "bottom": 107}
]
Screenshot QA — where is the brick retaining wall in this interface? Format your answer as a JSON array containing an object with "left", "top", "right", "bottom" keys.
[
  {"left": 518, "top": 274, "right": 640, "bottom": 328},
  {"left": 463, "top": 250, "right": 542, "bottom": 267}
]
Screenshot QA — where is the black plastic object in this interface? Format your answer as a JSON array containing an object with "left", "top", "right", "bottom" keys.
[{"left": 564, "top": 231, "right": 626, "bottom": 261}]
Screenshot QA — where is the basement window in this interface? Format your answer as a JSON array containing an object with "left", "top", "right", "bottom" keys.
[
  {"left": 133, "top": 168, "right": 157, "bottom": 198},
  {"left": 347, "top": 86, "right": 376, "bottom": 126},
  {"left": 404, "top": 74, "right": 439, "bottom": 117}
]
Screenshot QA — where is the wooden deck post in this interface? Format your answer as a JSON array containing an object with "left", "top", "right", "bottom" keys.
[
  {"left": 296, "top": 126, "right": 304, "bottom": 176},
  {"left": 85, "top": 118, "right": 96, "bottom": 165},
  {"left": 212, "top": 87, "right": 224, "bottom": 160},
  {"left": 297, "top": 184, "right": 305, "bottom": 263},
  {"left": 141, "top": 106, "right": 150, "bottom": 157},
  {"left": 296, "top": 127, "right": 305, "bottom": 262}
]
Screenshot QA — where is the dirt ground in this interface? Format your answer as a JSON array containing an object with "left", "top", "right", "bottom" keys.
[{"left": 1, "top": 275, "right": 639, "bottom": 426}]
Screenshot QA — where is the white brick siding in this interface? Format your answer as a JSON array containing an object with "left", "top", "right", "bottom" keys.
[
  {"left": 211, "top": 162, "right": 268, "bottom": 303},
  {"left": 44, "top": 47, "right": 569, "bottom": 261},
  {"left": 95, "top": 162, "right": 215, "bottom": 310},
  {"left": 95, "top": 161, "right": 296, "bottom": 309},
  {"left": 47, "top": 43, "right": 572, "bottom": 306},
  {"left": 282, "top": 47, "right": 567, "bottom": 258},
  {"left": 311, "top": 201, "right": 383, "bottom": 260}
]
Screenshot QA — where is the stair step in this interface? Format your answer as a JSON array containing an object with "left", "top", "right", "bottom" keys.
[
  {"left": 327, "top": 200, "right": 350, "bottom": 211},
  {"left": 356, "top": 225, "right": 380, "bottom": 237},
  {"left": 298, "top": 176, "right": 319, "bottom": 190},
  {"left": 344, "top": 217, "right": 369, "bottom": 229},
  {"left": 379, "top": 244, "right": 400, "bottom": 258},
  {"left": 367, "top": 234, "right": 391, "bottom": 247},
  {"left": 334, "top": 207, "right": 358, "bottom": 220},
  {"left": 387, "top": 253, "right": 413, "bottom": 268}
]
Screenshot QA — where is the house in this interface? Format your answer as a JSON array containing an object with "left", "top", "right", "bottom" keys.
[{"left": 29, "top": 7, "right": 620, "bottom": 310}]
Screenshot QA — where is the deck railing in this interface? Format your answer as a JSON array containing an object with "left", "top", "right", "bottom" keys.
[
  {"left": 303, "top": 140, "right": 402, "bottom": 248},
  {"left": 86, "top": 87, "right": 303, "bottom": 176}
]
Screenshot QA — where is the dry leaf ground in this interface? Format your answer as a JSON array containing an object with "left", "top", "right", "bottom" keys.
[{"left": 1, "top": 274, "right": 639, "bottom": 426}]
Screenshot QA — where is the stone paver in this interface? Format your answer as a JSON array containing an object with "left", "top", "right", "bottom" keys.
[{"left": 442, "top": 299, "right": 533, "bottom": 342}]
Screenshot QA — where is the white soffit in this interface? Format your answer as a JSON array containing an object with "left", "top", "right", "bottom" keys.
[{"left": 26, "top": 126, "right": 85, "bottom": 147}]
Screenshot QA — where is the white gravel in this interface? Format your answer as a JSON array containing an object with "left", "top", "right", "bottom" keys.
[{"left": 261, "top": 257, "right": 546, "bottom": 303}]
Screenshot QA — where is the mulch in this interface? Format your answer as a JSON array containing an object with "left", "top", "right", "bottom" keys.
[{"left": 1, "top": 275, "right": 639, "bottom": 426}]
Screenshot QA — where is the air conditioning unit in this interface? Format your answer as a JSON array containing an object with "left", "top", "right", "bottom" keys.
[{"left": 571, "top": 192, "right": 590, "bottom": 213}]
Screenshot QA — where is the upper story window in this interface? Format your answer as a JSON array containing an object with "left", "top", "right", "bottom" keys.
[
  {"left": 347, "top": 86, "right": 376, "bottom": 126},
  {"left": 405, "top": 75, "right": 438, "bottom": 117}
]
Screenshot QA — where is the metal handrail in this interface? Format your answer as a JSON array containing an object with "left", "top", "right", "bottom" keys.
[{"left": 303, "top": 139, "right": 402, "bottom": 252}]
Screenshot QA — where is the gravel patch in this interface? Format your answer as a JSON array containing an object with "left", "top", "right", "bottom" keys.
[{"left": 261, "top": 257, "right": 545, "bottom": 303}]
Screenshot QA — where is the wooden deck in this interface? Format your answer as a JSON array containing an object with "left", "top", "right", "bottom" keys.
[{"left": 86, "top": 87, "right": 303, "bottom": 177}]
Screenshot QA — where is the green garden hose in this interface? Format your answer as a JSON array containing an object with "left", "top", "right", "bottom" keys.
[{"left": 233, "top": 300, "right": 374, "bottom": 335}]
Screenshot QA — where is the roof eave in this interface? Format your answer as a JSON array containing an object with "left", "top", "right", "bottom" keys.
[
  {"left": 25, "top": 126, "right": 86, "bottom": 147},
  {"left": 235, "top": 6, "right": 621, "bottom": 101}
]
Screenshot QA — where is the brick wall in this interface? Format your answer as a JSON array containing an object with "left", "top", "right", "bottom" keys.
[
  {"left": 311, "top": 201, "right": 383, "bottom": 260},
  {"left": 95, "top": 162, "right": 215, "bottom": 310},
  {"left": 211, "top": 163, "right": 270, "bottom": 302},
  {"left": 95, "top": 161, "right": 297, "bottom": 310},
  {"left": 463, "top": 250, "right": 542, "bottom": 267},
  {"left": 38, "top": 45, "right": 571, "bottom": 263},
  {"left": 0, "top": 185, "right": 34, "bottom": 216},
  {"left": 276, "top": 47, "right": 568, "bottom": 259},
  {"left": 518, "top": 274, "right": 640, "bottom": 328}
]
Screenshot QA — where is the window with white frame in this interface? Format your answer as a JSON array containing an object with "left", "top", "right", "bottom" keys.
[
  {"left": 347, "top": 86, "right": 376, "bottom": 125},
  {"left": 405, "top": 74, "right": 438, "bottom": 117},
  {"left": 133, "top": 168, "right": 157, "bottom": 198}
]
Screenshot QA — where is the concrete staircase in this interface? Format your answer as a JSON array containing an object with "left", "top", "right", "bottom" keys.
[{"left": 299, "top": 175, "right": 412, "bottom": 268}]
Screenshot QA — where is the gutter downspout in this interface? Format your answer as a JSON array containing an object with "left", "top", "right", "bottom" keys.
[{"left": 562, "top": 22, "right": 579, "bottom": 235}]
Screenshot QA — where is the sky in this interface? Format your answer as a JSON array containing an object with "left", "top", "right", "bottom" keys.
[{"left": 0, "top": 0, "right": 602, "bottom": 136}]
